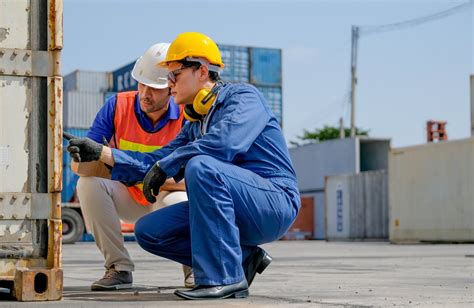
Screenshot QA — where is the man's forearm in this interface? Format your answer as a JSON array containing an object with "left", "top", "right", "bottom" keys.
[
  {"left": 161, "top": 178, "right": 186, "bottom": 191},
  {"left": 100, "top": 146, "right": 115, "bottom": 167}
]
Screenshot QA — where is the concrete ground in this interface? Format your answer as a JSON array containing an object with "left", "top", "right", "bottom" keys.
[{"left": 0, "top": 241, "right": 473, "bottom": 307}]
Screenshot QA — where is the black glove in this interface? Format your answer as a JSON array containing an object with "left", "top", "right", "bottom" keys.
[
  {"left": 173, "top": 166, "right": 185, "bottom": 183},
  {"left": 64, "top": 132, "right": 103, "bottom": 162},
  {"left": 143, "top": 162, "right": 167, "bottom": 203}
]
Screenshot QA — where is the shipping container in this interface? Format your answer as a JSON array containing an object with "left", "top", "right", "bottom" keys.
[
  {"left": 112, "top": 60, "right": 138, "bottom": 92},
  {"left": 62, "top": 128, "right": 89, "bottom": 202},
  {"left": 63, "top": 70, "right": 110, "bottom": 93},
  {"left": 256, "top": 86, "right": 282, "bottom": 125},
  {"left": 105, "top": 91, "right": 117, "bottom": 101},
  {"left": 0, "top": 0, "right": 63, "bottom": 301},
  {"left": 63, "top": 91, "right": 105, "bottom": 129},
  {"left": 389, "top": 138, "right": 474, "bottom": 243},
  {"left": 219, "top": 45, "right": 250, "bottom": 83},
  {"left": 250, "top": 48, "right": 282, "bottom": 86},
  {"left": 281, "top": 197, "right": 314, "bottom": 240},
  {"left": 290, "top": 137, "right": 390, "bottom": 239},
  {"left": 325, "top": 171, "right": 388, "bottom": 240}
]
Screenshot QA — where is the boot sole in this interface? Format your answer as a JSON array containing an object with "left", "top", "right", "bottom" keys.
[
  {"left": 91, "top": 283, "right": 133, "bottom": 291},
  {"left": 174, "top": 288, "right": 249, "bottom": 300}
]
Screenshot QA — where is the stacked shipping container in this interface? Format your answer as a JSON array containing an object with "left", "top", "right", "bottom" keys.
[
  {"left": 62, "top": 70, "right": 110, "bottom": 201},
  {"left": 218, "top": 45, "right": 283, "bottom": 124}
]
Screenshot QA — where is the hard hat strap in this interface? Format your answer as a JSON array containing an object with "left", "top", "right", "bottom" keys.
[{"left": 185, "top": 57, "right": 222, "bottom": 73}]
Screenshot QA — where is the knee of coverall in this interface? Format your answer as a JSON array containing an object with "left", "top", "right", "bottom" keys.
[
  {"left": 134, "top": 214, "right": 158, "bottom": 254},
  {"left": 184, "top": 155, "right": 220, "bottom": 186},
  {"left": 134, "top": 207, "right": 180, "bottom": 256}
]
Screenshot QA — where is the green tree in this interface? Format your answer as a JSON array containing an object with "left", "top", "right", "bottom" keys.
[{"left": 290, "top": 125, "right": 369, "bottom": 147}]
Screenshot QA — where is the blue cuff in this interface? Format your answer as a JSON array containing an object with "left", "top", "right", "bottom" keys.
[
  {"left": 111, "top": 148, "right": 147, "bottom": 182},
  {"left": 158, "top": 155, "right": 181, "bottom": 178}
]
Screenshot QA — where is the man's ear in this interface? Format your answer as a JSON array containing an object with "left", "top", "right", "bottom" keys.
[{"left": 199, "top": 65, "right": 210, "bottom": 80}]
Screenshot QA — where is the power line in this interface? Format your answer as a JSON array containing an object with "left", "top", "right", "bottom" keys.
[
  {"left": 360, "top": 1, "right": 472, "bottom": 36},
  {"left": 348, "top": 0, "right": 472, "bottom": 137}
]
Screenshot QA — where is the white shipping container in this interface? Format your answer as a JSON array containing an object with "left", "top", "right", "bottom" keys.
[
  {"left": 325, "top": 171, "right": 388, "bottom": 240},
  {"left": 64, "top": 91, "right": 105, "bottom": 128},
  {"left": 63, "top": 70, "right": 111, "bottom": 93},
  {"left": 389, "top": 138, "right": 474, "bottom": 243}
]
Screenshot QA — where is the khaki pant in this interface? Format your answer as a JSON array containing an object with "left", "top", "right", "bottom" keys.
[{"left": 77, "top": 176, "right": 188, "bottom": 272}]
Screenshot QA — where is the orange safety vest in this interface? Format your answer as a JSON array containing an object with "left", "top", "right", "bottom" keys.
[{"left": 113, "top": 91, "right": 184, "bottom": 206}]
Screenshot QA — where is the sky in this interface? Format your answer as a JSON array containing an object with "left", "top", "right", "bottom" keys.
[{"left": 62, "top": 0, "right": 473, "bottom": 147}]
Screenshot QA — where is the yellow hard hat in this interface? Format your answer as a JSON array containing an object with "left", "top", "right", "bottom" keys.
[{"left": 159, "top": 32, "right": 224, "bottom": 69}]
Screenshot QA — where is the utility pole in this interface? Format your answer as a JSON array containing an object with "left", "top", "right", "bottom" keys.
[
  {"left": 350, "top": 26, "right": 359, "bottom": 137},
  {"left": 339, "top": 117, "right": 345, "bottom": 139},
  {"left": 471, "top": 75, "right": 474, "bottom": 136}
]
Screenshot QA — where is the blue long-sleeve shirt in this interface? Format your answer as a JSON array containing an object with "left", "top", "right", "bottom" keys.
[
  {"left": 87, "top": 93, "right": 181, "bottom": 143},
  {"left": 111, "top": 83, "right": 298, "bottom": 190}
]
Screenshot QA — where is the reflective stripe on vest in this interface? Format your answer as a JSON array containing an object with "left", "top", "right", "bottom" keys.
[{"left": 113, "top": 91, "right": 184, "bottom": 205}]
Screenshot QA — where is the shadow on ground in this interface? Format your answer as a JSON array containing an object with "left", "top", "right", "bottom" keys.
[{"left": 62, "top": 285, "right": 182, "bottom": 302}]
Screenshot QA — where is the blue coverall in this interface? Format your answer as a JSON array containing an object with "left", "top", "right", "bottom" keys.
[{"left": 110, "top": 83, "right": 301, "bottom": 285}]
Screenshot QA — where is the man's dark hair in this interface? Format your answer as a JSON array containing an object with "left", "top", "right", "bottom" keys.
[{"left": 178, "top": 60, "right": 221, "bottom": 82}]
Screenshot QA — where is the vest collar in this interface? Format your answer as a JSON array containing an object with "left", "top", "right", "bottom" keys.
[{"left": 134, "top": 94, "right": 180, "bottom": 132}]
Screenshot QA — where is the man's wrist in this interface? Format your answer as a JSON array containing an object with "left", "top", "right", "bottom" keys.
[{"left": 100, "top": 146, "right": 115, "bottom": 166}]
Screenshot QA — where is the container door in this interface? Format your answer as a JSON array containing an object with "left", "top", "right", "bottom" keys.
[{"left": 0, "top": 0, "right": 63, "bottom": 301}]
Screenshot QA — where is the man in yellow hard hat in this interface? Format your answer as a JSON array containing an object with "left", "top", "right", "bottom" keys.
[{"left": 65, "top": 32, "right": 300, "bottom": 300}]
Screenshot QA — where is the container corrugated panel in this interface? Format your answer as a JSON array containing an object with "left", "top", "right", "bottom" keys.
[
  {"left": 63, "top": 91, "right": 105, "bottom": 128},
  {"left": 256, "top": 86, "right": 282, "bottom": 124},
  {"left": 325, "top": 170, "right": 388, "bottom": 240},
  {"left": 112, "top": 61, "right": 138, "bottom": 92},
  {"left": 389, "top": 138, "right": 474, "bottom": 243},
  {"left": 63, "top": 71, "right": 77, "bottom": 92},
  {"left": 250, "top": 48, "right": 282, "bottom": 86},
  {"left": 63, "top": 70, "right": 110, "bottom": 93},
  {"left": 62, "top": 128, "right": 89, "bottom": 202},
  {"left": 219, "top": 45, "right": 250, "bottom": 83}
]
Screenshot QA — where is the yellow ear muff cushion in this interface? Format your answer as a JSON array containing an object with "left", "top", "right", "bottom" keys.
[
  {"left": 193, "top": 88, "right": 216, "bottom": 115},
  {"left": 183, "top": 110, "right": 199, "bottom": 122},
  {"left": 184, "top": 105, "right": 202, "bottom": 122}
]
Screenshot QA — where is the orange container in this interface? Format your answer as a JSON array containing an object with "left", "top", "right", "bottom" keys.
[{"left": 281, "top": 197, "right": 314, "bottom": 240}]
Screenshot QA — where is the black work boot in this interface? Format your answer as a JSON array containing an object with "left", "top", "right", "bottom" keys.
[
  {"left": 91, "top": 265, "right": 133, "bottom": 291},
  {"left": 174, "top": 280, "right": 249, "bottom": 300},
  {"left": 243, "top": 247, "right": 272, "bottom": 286}
]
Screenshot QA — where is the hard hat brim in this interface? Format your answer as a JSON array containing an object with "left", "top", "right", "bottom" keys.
[
  {"left": 133, "top": 76, "right": 168, "bottom": 89},
  {"left": 132, "top": 58, "right": 169, "bottom": 89}
]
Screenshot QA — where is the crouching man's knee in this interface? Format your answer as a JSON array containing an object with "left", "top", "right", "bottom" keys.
[{"left": 184, "top": 155, "right": 220, "bottom": 183}]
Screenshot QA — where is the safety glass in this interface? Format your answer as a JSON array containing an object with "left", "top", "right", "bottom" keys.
[{"left": 167, "top": 63, "right": 200, "bottom": 84}]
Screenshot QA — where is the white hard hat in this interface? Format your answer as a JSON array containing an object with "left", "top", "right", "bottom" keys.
[{"left": 131, "top": 43, "right": 170, "bottom": 89}]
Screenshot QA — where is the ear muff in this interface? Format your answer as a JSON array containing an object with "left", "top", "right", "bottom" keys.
[
  {"left": 183, "top": 105, "right": 203, "bottom": 122},
  {"left": 183, "top": 82, "right": 224, "bottom": 122}
]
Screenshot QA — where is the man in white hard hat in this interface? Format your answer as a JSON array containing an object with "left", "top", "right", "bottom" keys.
[{"left": 75, "top": 43, "right": 193, "bottom": 291}]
